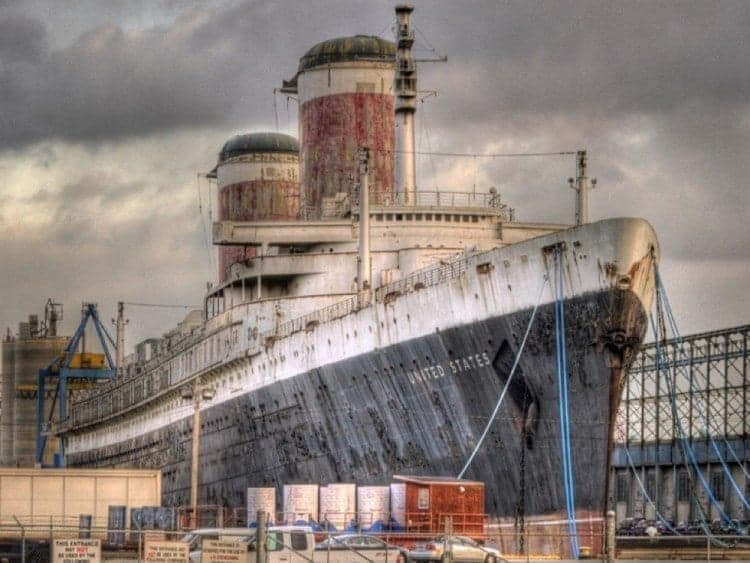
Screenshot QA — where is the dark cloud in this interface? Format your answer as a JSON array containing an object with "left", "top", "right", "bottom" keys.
[
  {"left": 1, "top": 16, "right": 233, "bottom": 146},
  {"left": 0, "top": 15, "right": 46, "bottom": 62},
  {"left": 416, "top": 0, "right": 750, "bottom": 119},
  {"left": 406, "top": 0, "right": 750, "bottom": 266},
  {"left": 1, "top": 1, "right": 748, "bottom": 149},
  {"left": 0, "top": 1, "right": 398, "bottom": 150}
]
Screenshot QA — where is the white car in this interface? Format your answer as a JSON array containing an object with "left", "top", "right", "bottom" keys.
[
  {"left": 183, "top": 527, "right": 406, "bottom": 562},
  {"left": 315, "top": 534, "right": 404, "bottom": 562},
  {"left": 406, "top": 535, "right": 504, "bottom": 563}
]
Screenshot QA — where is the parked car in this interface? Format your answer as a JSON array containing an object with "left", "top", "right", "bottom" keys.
[
  {"left": 315, "top": 534, "right": 404, "bottom": 561},
  {"left": 406, "top": 535, "right": 504, "bottom": 563},
  {"left": 182, "top": 526, "right": 315, "bottom": 563},
  {"left": 183, "top": 527, "right": 406, "bottom": 562}
]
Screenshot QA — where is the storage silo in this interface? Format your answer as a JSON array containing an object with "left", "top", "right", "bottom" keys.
[
  {"left": 1, "top": 314, "right": 68, "bottom": 467},
  {"left": 11, "top": 322, "right": 68, "bottom": 466},
  {"left": 0, "top": 333, "right": 15, "bottom": 465},
  {"left": 215, "top": 132, "right": 300, "bottom": 283},
  {"left": 285, "top": 35, "right": 396, "bottom": 217}
]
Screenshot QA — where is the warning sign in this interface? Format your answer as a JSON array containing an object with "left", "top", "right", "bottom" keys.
[
  {"left": 52, "top": 538, "right": 101, "bottom": 563},
  {"left": 144, "top": 540, "right": 189, "bottom": 562},
  {"left": 200, "top": 539, "right": 246, "bottom": 562}
]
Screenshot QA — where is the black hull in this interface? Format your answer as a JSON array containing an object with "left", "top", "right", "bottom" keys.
[{"left": 68, "top": 287, "right": 648, "bottom": 520}]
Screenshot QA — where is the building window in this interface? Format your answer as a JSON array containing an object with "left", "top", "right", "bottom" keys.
[
  {"left": 290, "top": 532, "right": 308, "bottom": 551},
  {"left": 417, "top": 488, "right": 430, "bottom": 510},
  {"left": 615, "top": 472, "right": 629, "bottom": 503},
  {"left": 677, "top": 470, "right": 690, "bottom": 502},
  {"left": 711, "top": 471, "right": 725, "bottom": 502}
]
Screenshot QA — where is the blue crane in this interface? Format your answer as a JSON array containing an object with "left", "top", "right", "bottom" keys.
[{"left": 35, "top": 303, "right": 117, "bottom": 467}]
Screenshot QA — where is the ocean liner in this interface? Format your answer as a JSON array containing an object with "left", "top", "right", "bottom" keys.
[{"left": 59, "top": 5, "right": 658, "bottom": 532}]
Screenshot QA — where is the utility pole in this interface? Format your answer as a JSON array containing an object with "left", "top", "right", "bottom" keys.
[
  {"left": 115, "top": 302, "right": 127, "bottom": 377},
  {"left": 191, "top": 378, "right": 201, "bottom": 522},
  {"left": 256, "top": 510, "right": 267, "bottom": 563},
  {"left": 182, "top": 378, "right": 215, "bottom": 527}
]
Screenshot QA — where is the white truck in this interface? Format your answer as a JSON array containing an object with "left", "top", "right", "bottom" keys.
[{"left": 183, "top": 527, "right": 404, "bottom": 562}]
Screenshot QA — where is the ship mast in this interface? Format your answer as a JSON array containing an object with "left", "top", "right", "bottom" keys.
[
  {"left": 394, "top": 4, "right": 417, "bottom": 204},
  {"left": 569, "top": 150, "right": 597, "bottom": 225}
]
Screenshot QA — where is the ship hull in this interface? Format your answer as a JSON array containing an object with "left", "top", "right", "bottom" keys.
[{"left": 68, "top": 286, "right": 647, "bottom": 522}]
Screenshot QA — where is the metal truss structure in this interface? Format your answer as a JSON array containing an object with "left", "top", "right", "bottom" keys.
[
  {"left": 611, "top": 324, "right": 749, "bottom": 520},
  {"left": 614, "top": 324, "right": 748, "bottom": 449}
]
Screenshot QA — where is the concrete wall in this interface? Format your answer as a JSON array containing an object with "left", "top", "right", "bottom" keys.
[
  {"left": 0, "top": 467, "right": 161, "bottom": 534},
  {"left": 611, "top": 460, "right": 749, "bottom": 522}
]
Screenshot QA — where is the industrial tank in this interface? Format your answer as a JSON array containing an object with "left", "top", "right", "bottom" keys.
[
  {"left": 0, "top": 334, "right": 14, "bottom": 464},
  {"left": 1, "top": 315, "right": 68, "bottom": 466},
  {"left": 215, "top": 132, "right": 300, "bottom": 283},
  {"left": 293, "top": 35, "right": 396, "bottom": 217}
]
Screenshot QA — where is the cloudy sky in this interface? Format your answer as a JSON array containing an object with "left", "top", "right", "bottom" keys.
[{"left": 1, "top": 0, "right": 748, "bottom": 350}]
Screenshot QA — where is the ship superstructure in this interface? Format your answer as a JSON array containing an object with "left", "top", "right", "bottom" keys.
[{"left": 58, "top": 5, "right": 658, "bottom": 538}]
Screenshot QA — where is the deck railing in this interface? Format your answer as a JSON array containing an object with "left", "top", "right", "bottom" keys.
[
  {"left": 65, "top": 251, "right": 474, "bottom": 431},
  {"left": 359, "top": 190, "right": 506, "bottom": 210}
]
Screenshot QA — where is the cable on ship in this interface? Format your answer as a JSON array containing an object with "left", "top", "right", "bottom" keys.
[
  {"left": 622, "top": 446, "right": 679, "bottom": 534},
  {"left": 654, "top": 269, "right": 750, "bottom": 508},
  {"left": 650, "top": 271, "right": 739, "bottom": 543},
  {"left": 553, "top": 247, "right": 580, "bottom": 559},
  {"left": 457, "top": 273, "right": 549, "bottom": 479},
  {"left": 652, "top": 316, "right": 730, "bottom": 542}
]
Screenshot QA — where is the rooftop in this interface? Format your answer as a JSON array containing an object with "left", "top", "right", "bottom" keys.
[
  {"left": 298, "top": 35, "right": 395, "bottom": 72},
  {"left": 218, "top": 132, "right": 299, "bottom": 164}
]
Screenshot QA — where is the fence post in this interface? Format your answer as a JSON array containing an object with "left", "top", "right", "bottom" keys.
[
  {"left": 256, "top": 510, "right": 267, "bottom": 563},
  {"left": 136, "top": 518, "right": 143, "bottom": 563},
  {"left": 325, "top": 524, "right": 331, "bottom": 563},
  {"left": 12, "top": 516, "right": 25, "bottom": 563},
  {"left": 606, "top": 510, "right": 616, "bottom": 563},
  {"left": 444, "top": 515, "right": 453, "bottom": 562}
]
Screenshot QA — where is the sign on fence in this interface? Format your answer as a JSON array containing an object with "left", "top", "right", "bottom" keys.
[
  {"left": 200, "top": 539, "right": 245, "bottom": 562},
  {"left": 144, "top": 540, "right": 190, "bottom": 562},
  {"left": 52, "top": 538, "right": 101, "bottom": 563}
]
